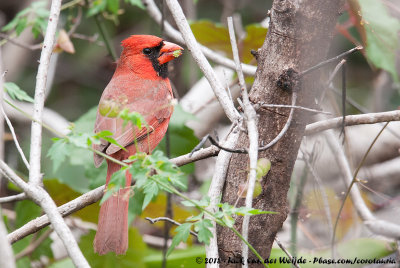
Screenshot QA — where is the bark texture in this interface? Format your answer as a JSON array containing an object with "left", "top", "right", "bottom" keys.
[{"left": 217, "top": 0, "right": 345, "bottom": 265}]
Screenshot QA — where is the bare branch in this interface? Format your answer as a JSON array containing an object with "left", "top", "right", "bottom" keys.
[
  {"left": 1, "top": 107, "right": 30, "bottom": 169},
  {"left": 258, "top": 103, "right": 330, "bottom": 115},
  {"left": 145, "top": 217, "right": 198, "bottom": 237},
  {"left": 142, "top": 0, "right": 257, "bottom": 76},
  {"left": 274, "top": 237, "right": 300, "bottom": 268},
  {"left": 15, "top": 228, "right": 52, "bottom": 259},
  {"left": 0, "top": 193, "right": 26, "bottom": 204},
  {"left": 165, "top": 0, "right": 241, "bottom": 124},
  {"left": 0, "top": 160, "right": 89, "bottom": 267},
  {"left": 206, "top": 129, "right": 240, "bottom": 262},
  {"left": 305, "top": 110, "right": 400, "bottom": 135},
  {"left": 0, "top": 33, "right": 42, "bottom": 51},
  {"left": 227, "top": 17, "right": 259, "bottom": 266},
  {"left": 299, "top": 46, "right": 363, "bottom": 77}
]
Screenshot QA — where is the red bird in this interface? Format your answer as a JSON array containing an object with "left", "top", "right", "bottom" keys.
[{"left": 93, "top": 35, "right": 183, "bottom": 255}]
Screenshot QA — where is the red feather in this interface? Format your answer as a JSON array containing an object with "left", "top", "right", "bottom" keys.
[{"left": 93, "top": 35, "right": 183, "bottom": 255}]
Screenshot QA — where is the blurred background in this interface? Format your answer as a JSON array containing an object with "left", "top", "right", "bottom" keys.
[{"left": 1, "top": 0, "right": 400, "bottom": 267}]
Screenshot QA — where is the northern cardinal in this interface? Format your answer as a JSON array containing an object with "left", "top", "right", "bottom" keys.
[{"left": 93, "top": 35, "right": 183, "bottom": 255}]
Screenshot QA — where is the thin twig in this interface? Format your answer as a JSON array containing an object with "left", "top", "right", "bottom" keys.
[
  {"left": 15, "top": 228, "right": 52, "bottom": 259},
  {"left": 258, "top": 103, "right": 330, "bottom": 115},
  {"left": 1, "top": 107, "right": 30, "bottom": 169},
  {"left": 305, "top": 110, "right": 400, "bottom": 135},
  {"left": 165, "top": 0, "right": 241, "bottom": 124},
  {"left": 319, "top": 59, "right": 346, "bottom": 103},
  {"left": 20, "top": 0, "right": 89, "bottom": 266},
  {"left": 142, "top": 0, "right": 257, "bottom": 76},
  {"left": 0, "top": 33, "right": 42, "bottom": 51},
  {"left": 0, "top": 193, "right": 26, "bottom": 204},
  {"left": 145, "top": 217, "right": 198, "bottom": 237},
  {"left": 322, "top": 121, "right": 400, "bottom": 259},
  {"left": 299, "top": 46, "right": 362, "bottom": 77},
  {"left": 331, "top": 122, "right": 390, "bottom": 256},
  {"left": 258, "top": 92, "right": 297, "bottom": 150},
  {"left": 206, "top": 129, "right": 239, "bottom": 262},
  {"left": 227, "top": 17, "right": 259, "bottom": 267},
  {"left": 275, "top": 237, "right": 300, "bottom": 268}
]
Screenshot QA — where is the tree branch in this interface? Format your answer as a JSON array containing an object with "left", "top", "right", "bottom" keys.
[
  {"left": 0, "top": 160, "right": 89, "bottom": 267},
  {"left": 165, "top": 0, "right": 241, "bottom": 124},
  {"left": 227, "top": 17, "right": 259, "bottom": 267},
  {"left": 7, "top": 146, "right": 219, "bottom": 244},
  {"left": 142, "top": 0, "right": 257, "bottom": 76},
  {"left": 305, "top": 110, "right": 400, "bottom": 135}
]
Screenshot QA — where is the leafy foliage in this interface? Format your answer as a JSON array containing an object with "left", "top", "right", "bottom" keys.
[
  {"left": 4, "top": 82, "right": 34, "bottom": 103},
  {"left": 167, "top": 196, "right": 275, "bottom": 255},
  {"left": 2, "top": 0, "right": 50, "bottom": 38}
]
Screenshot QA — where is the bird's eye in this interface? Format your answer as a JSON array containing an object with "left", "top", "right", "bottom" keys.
[{"left": 143, "top": 48, "right": 152, "bottom": 55}]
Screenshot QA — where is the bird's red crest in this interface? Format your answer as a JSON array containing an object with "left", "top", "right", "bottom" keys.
[{"left": 121, "top": 35, "right": 163, "bottom": 49}]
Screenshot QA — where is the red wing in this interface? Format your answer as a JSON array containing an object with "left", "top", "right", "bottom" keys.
[{"left": 93, "top": 75, "right": 173, "bottom": 167}]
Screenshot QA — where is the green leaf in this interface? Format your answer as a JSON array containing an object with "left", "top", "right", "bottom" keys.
[
  {"left": 125, "top": 0, "right": 145, "bottom": 9},
  {"left": 4, "top": 82, "right": 34, "bottom": 103},
  {"left": 118, "top": 108, "right": 147, "bottom": 129},
  {"left": 87, "top": 0, "right": 107, "bottom": 17},
  {"left": 234, "top": 207, "right": 277, "bottom": 216},
  {"left": 107, "top": 0, "right": 119, "bottom": 14},
  {"left": 194, "top": 219, "right": 213, "bottom": 245},
  {"left": 358, "top": 0, "right": 400, "bottom": 81},
  {"left": 15, "top": 17, "right": 27, "bottom": 36},
  {"left": 142, "top": 180, "right": 159, "bottom": 209},
  {"left": 167, "top": 223, "right": 193, "bottom": 256},
  {"left": 47, "top": 138, "right": 71, "bottom": 172}
]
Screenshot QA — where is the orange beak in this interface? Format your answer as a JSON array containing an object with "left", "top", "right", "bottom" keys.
[{"left": 158, "top": 41, "right": 184, "bottom": 65}]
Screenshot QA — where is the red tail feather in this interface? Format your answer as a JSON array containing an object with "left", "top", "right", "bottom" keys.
[{"left": 94, "top": 160, "right": 132, "bottom": 255}]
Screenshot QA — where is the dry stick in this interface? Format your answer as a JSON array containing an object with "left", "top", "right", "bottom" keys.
[
  {"left": 331, "top": 122, "right": 390, "bottom": 257},
  {"left": 0, "top": 33, "right": 42, "bottom": 51},
  {"left": 145, "top": 217, "right": 198, "bottom": 237},
  {"left": 24, "top": 0, "right": 89, "bottom": 266},
  {"left": 15, "top": 228, "right": 52, "bottom": 259},
  {"left": 274, "top": 237, "right": 300, "bottom": 268},
  {"left": 305, "top": 110, "right": 400, "bottom": 135},
  {"left": 29, "top": 0, "right": 60, "bottom": 186},
  {"left": 227, "top": 17, "right": 259, "bottom": 267},
  {"left": 299, "top": 46, "right": 363, "bottom": 77},
  {"left": 319, "top": 59, "right": 346, "bottom": 104},
  {"left": 142, "top": 0, "right": 257, "bottom": 76},
  {"left": 165, "top": 0, "right": 241, "bottom": 124},
  {"left": 1, "top": 107, "right": 30, "bottom": 169},
  {"left": 0, "top": 193, "right": 26, "bottom": 204},
  {"left": 0, "top": 160, "right": 89, "bottom": 267},
  {"left": 206, "top": 130, "right": 240, "bottom": 264},
  {"left": 258, "top": 103, "right": 330, "bottom": 115}
]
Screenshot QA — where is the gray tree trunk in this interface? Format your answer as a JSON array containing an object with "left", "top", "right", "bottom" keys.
[{"left": 217, "top": 0, "right": 345, "bottom": 265}]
